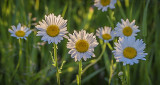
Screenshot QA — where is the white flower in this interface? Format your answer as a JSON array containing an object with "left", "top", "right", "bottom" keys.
[
  {"left": 118, "top": 71, "right": 123, "bottom": 76},
  {"left": 36, "top": 13, "right": 68, "bottom": 44},
  {"left": 8, "top": 23, "right": 32, "bottom": 40},
  {"left": 67, "top": 30, "right": 98, "bottom": 61},
  {"left": 115, "top": 19, "right": 140, "bottom": 37},
  {"left": 94, "top": 0, "right": 117, "bottom": 12},
  {"left": 112, "top": 37, "right": 147, "bottom": 65},
  {"left": 96, "top": 26, "right": 115, "bottom": 43}
]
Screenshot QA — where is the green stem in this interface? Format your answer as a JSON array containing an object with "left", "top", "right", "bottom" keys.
[
  {"left": 109, "top": 60, "right": 113, "bottom": 85},
  {"left": 125, "top": 65, "right": 130, "bottom": 85},
  {"left": 54, "top": 43, "right": 60, "bottom": 85},
  {"left": 78, "top": 60, "right": 82, "bottom": 85},
  {"left": 10, "top": 39, "right": 22, "bottom": 82}
]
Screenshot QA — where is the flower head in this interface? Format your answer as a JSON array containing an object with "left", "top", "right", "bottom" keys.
[
  {"left": 96, "top": 26, "right": 115, "bottom": 43},
  {"left": 8, "top": 23, "right": 32, "bottom": 40},
  {"left": 36, "top": 13, "right": 68, "bottom": 44},
  {"left": 118, "top": 71, "right": 123, "bottom": 76},
  {"left": 67, "top": 30, "right": 98, "bottom": 61},
  {"left": 94, "top": 0, "right": 117, "bottom": 12},
  {"left": 112, "top": 37, "right": 147, "bottom": 65},
  {"left": 115, "top": 19, "right": 140, "bottom": 37}
]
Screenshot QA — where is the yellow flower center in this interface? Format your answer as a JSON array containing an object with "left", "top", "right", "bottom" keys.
[
  {"left": 102, "top": 34, "right": 112, "bottom": 40},
  {"left": 123, "top": 26, "right": 133, "bottom": 36},
  {"left": 46, "top": 25, "right": 60, "bottom": 37},
  {"left": 101, "top": 0, "right": 110, "bottom": 6},
  {"left": 75, "top": 40, "right": 89, "bottom": 53},
  {"left": 123, "top": 47, "right": 137, "bottom": 59},
  {"left": 15, "top": 30, "right": 25, "bottom": 37}
]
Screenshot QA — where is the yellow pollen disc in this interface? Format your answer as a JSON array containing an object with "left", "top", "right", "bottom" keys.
[
  {"left": 101, "top": 0, "right": 110, "bottom": 6},
  {"left": 46, "top": 25, "right": 60, "bottom": 37},
  {"left": 123, "top": 47, "right": 137, "bottom": 59},
  {"left": 75, "top": 40, "right": 89, "bottom": 53},
  {"left": 102, "top": 34, "right": 112, "bottom": 40},
  {"left": 15, "top": 30, "right": 25, "bottom": 37},
  {"left": 123, "top": 26, "right": 133, "bottom": 36}
]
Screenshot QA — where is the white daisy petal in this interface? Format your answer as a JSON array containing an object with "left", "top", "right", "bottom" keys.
[
  {"left": 17, "top": 23, "right": 21, "bottom": 30},
  {"left": 8, "top": 29, "right": 14, "bottom": 33},
  {"left": 11, "top": 26, "right": 17, "bottom": 31},
  {"left": 115, "top": 19, "right": 140, "bottom": 37},
  {"left": 94, "top": 0, "right": 117, "bottom": 12},
  {"left": 113, "top": 37, "right": 147, "bottom": 65},
  {"left": 96, "top": 26, "right": 115, "bottom": 42},
  {"left": 24, "top": 27, "right": 29, "bottom": 32},
  {"left": 25, "top": 30, "right": 32, "bottom": 36},
  {"left": 36, "top": 13, "right": 68, "bottom": 44},
  {"left": 67, "top": 30, "right": 98, "bottom": 61},
  {"left": 8, "top": 23, "right": 32, "bottom": 40}
]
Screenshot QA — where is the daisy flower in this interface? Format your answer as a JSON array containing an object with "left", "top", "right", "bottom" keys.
[
  {"left": 36, "top": 13, "right": 68, "bottom": 44},
  {"left": 94, "top": 0, "right": 117, "bottom": 12},
  {"left": 67, "top": 30, "right": 98, "bottom": 61},
  {"left": 8, "top": 23, "right": 32, "bottom": 40},
  {"left": 115, "top": 19, "right": 140, "bottom": 37},
  {"left": 112, "top": 37, "right": 148, "bottom": 65},
  {"left": 96, "top": 26, "right": 115, "bottom": 43}
]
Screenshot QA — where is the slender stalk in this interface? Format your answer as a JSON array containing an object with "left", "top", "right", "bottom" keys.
[
  {"left": 78, "top": 60, "right": 82, "bottom": 85},
  {"left": 53, "top": 43, "right": 60, "bottom": 85},
  {"left": 72, "top": 43, "right": 106, "bottom": 84},
  {"left": 18, "top": 39, "right": 22, "bottom": 70},
  {"left": 108, "top": 43, "right": 114, "bottom": 84},
  {"left": 128, "top": 65, "right": 131, "bottom": 85},
  {"left": 125, "top": 65, "right": 130, "bottom": 85},
  {"left": 10, "top": 39, "right": 22, "bottom": 82},
  {"left": 109, "top": 60, "right": 113, "bottom": 85}
]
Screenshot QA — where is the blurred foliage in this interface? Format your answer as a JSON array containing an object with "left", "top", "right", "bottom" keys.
[{"left": 0, "top": 0, "right": 160, "bottom": 85}]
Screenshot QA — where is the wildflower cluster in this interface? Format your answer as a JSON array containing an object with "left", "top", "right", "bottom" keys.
[{"left": 8, "top": 0, "right": 148, "bottom": 85}]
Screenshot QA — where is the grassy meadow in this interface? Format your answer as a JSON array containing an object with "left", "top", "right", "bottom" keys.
[{"left": 0, "top": 0, "right": 160, "bottom": 85}]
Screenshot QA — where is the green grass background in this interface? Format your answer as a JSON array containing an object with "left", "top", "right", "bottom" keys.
[{"left": 0, "top": 0, "right": 160, "bottom": 85}]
